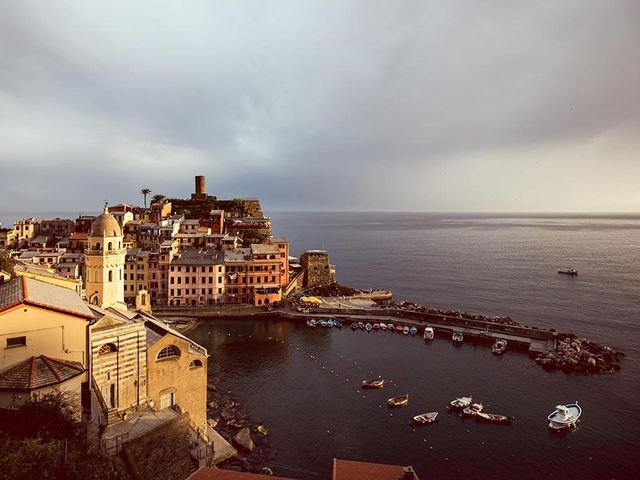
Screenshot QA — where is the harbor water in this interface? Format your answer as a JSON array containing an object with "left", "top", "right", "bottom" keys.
[{"left": 187, "top": 213, "right": 640, "bottom": 480}]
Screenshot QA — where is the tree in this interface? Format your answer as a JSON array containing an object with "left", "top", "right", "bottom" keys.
[
  {"left": 151, "top": 193, "right": 166, "bottom": 205},
  {"left": 140, "top": 187, "right": 152, "bottom": 208},
  {"left": 0, "top": 253, "right": 15, "bottom": 277}
]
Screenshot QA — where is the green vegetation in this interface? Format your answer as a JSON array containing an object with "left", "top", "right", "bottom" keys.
[
  {"left": 0, "top": 252, "right": 15, "bottom": 277},
  {"left": 140, "top": 187, "right": 152, "bottom": 208}
]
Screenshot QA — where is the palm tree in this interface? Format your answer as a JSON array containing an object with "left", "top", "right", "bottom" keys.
[
  {"left": 151, "top": 193, "right": 166, "bottom": 205},
  {"left": 140, "top": 187, "right": 152, "bottom": 208}
]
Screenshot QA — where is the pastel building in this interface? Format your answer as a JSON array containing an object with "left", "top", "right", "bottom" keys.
[
  {"left": 224, "top": 244, "right": 284, "bottom": 306},
  {"left": 168, "top": 249, "right": 225, "bottom": 306}
]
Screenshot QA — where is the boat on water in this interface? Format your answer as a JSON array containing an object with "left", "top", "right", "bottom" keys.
[
  {"left": 307, "top": 319, "right": 317, "bottom": 327},
  {"left": 412, "top": 412, "right": 438, "bottom": 425},
  {"left": 350, "top": 322, "right": 358, "bottom": 330},
  {"left": 402, "top": 326, "right": 410, "bottom": 335},
  {"left": 358, "top": 322, "right": 365, "bottom": 330},
  {"left": 423, "top": 326, "right": 435, "bottom": 340},
  {"left": 387, "top": 322, "right": 394, "bottom": 330},
  {"left": 452, "top": 331, "right": 464, "bottom": 343},
  {"left": 319, "top": 319, "right": 328, "bottom": 327},
  {"left": 409, "top": 326, "right": 418, "bottom": 335},
  {"left": 547, "top": 403, "right": 582, "bottom": 430},
  {"left": 492, "top": 339, "right": 507, "bottom": 355},
  {"left": 462, "top": 402, "right": 484, "bottom": 416},
  {"left": 449, "top": 396, "right": 473, "bottom": 409},
  {"left": 361, "top": 379, "right": 384, "bottom": 389},
  {"left": 395, "top": 324, "right": 404, "bottom": 333},
  {"left": 365, "top": 323, "right": 373, "bottom": 332},
  {"left": 475, "top": 412, "right": 511, "bottom": 424},
  {"left": 333, "top": 320, "right": 342, "bottom": 328},
  {"left": 326, "top": 319, "right": 334, "bottom": 327},
  {"left": 388, "top": 394, "right": 409, "bottom": 407},
  {"left": 380, "top": 323, "right": 387, "bottom": 330},
  {"left": 373, "top": 323, "right": 380, "bottom": 330},
  {"left": 558, "top": 267, "right": 578, "bottom": 276}
]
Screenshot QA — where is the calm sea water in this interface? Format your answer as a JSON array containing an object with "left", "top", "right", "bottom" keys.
[{"left": 187, "top": 213, "right": 640, "bottom": 480}]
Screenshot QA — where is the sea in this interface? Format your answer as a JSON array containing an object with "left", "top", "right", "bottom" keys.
[{"left": 3, "top": 211, "right": 639, "bottom": 479}]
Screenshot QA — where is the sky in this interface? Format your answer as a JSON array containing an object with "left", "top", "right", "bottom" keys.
[{"left": 1, "top": 0, "right": 639, "bottom": 213}]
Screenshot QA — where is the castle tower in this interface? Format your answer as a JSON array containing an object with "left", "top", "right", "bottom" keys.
[{"left": 85, "top": 206, "right": 126, "bottom": 308}]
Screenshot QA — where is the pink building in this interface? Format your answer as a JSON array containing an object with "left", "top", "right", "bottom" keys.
[{"left": 168, "top": 249, "right": 225, "bottom": 306}]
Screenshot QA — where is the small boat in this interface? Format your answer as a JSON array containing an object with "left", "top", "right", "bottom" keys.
[
  {"left": 423, "top": 326, "right": 434, "bottom": 340},
  {"left": 326, "top": 319, "right": 334, "bottom": 327},
  {"left": 387, "top": 322, "right": 394, "bottom": 330},
  {"left": 365, "top": 323, "right": 373, "bottom": 332},
  {"left": 449, "top": 396, "right": 473, "bottom": 409},
  {"left": 475, "top": 412, "right": 511, "bottom": 424},
  {"left": 492, "top": 339, "right": 507, "bottom": 355},
  {"left": 309, "top": 319, "right": 317, "bottom": 327},
  {"left": 333, "top": 320, "right": 342, "bottom": 328},
  {"left": 350, "top": 322, "right": 358, "bottom": 330},
  {"left": 452, "top": 331, "right": 463, "bottom": 343},
  {"left": 361, "top": 379, "right": 384, "bottom": 389},
  {"left": 380, "top": 323, "right": 387, "bottom": 330},
  {"left": 409, "top": 326, "right": 418, "bottom": 335},
  {"left": 462, "top": 402, "right": 484, "bottom": 416},
  {"left": 319, "top": 319, "right": 328, "bottom": 327},
  {"left": 358, "top": 322, "right": 365, "bottom": 330},
  {"left": 388, "top": 394, "right": 409, "bottom": 407},
  {"left": 395, "top": 324, "right": 404, "bottom": 333},
  {"left": 402, "top": 326, "right": 410, "bottom": 335},
  {"left": 373, "top": 323, "right": 380, "bottom": 330},
  {"left": 548, "top": 403, "right": 582, "bottom": 430},
  {"left": 412, "top": 412, "right": 438, "bottom": 425},
  {"left": 558, "top": 267, "right": 578, "bottom": 276}
]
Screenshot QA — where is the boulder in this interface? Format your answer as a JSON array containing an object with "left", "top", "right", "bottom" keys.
[
  {"left": 208, "top": 400, "right": 218, "bottom": 410},
  {"left": 221, "top": 408, "right": 235, "bottom": 421},
  {"left": 207, "top": 417, "right": 219, "bottom": 429},
  {"left": 224, "top": 400, "right": 235, "bottom": 409},
  {"left": 233, "top": 427, "right": 255, "bottom": 453}
]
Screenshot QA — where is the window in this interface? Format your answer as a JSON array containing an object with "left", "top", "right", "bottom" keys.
[
  {"left": 6, "top": 336, "right": 26, "bottom": 348},
  {"left": 108, "top": 242, "right": 113, "bottom": 250},
  {"left": 157, "top": 345, "right": 180, "bottom": 360},
  {"left": 160, "top": 389, "right": 176, "bottom": 409},
  {"left": 98, "top": 343, "right": 117, "bottom": 355},
  {"left": 108, "top": 270, "right": 113, "bottom": 282},
  {"left": 189, "top": 360, "right": 203, "bottom": 369}
]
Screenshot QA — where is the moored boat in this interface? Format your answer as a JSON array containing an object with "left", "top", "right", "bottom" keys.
[
  {"left": 319, "top": 319, "right": 328, "bottom": 327},
  {"left": 449, "top": 396, "right": 473, "bottom": 409},
  {"left": 350, "top": 321, "right": 358, "bottom": 330},
  {"left": 307, "top": 319, "right": 316, "bottom": 327},
  {"left": 395, "top": 324, "right": 404, "bottom": 333},
  {"left": 547, "top": 403, "right": 582, "bottom": 430},
  {"left": 388, "top": 394, "right": 409, "bottom": 407},
  {"left": 373, "top": 323, "right": 380, "bottom": 330},
  {"left": 333, "top": 320, "right": 342, "bottom": 328},
  {"left": 409, "top": 326, "right": 418, "bottom": 335},
  {"left": 475, "top": 412, "right": 511, "bottom": 424},
  {"left": 361, "top": 379, "right": 384, "bottom": 389},
  {"left": 380, "top": 323, "right": 387, "bottom": 330},
  {"left": 402, "top": 326, "right": 410, "bottom": 335},
  {"left": 462, "top": 402, "right": 484, "bottom": 416},
  {"left": 326, "top": 319, "right": 334, "bottom": 327},
  {"left": 358, "top": 322, "right": 365, "bottom": 330},
  {"left": 452, "top": 331, "right": 463, "bottom": 343},
  {"left": 412, "top": 412, "right": 438, "bottom": 425},
  {"left": 492, "top": 339, "right": 507, "bottom": 355},
  {"left": 423, "top": 326, "right": 435, "bottom": 340},
  {"left": 558, "top": 267, "right": 578, "bottom": 276},
  {"left": 365, "top": 322, "right": 373, "bottom": 332},
  {"left": 387, "top": 322, "right": 394, "bottom": 331}
]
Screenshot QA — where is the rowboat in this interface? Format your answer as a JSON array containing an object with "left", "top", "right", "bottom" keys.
[
  {"left": 365, "top": 323, "right": 373, "bottom": 332},
  {"left": 373, "top": 323, "right": 380, "bottom": 330},
  {"left": 409, "top": 326, "right": 418, "bottom": 335},
  {"left": 462, "top": 402, "right": 484, "bottom": 416},
  {"left": 423, "top": 326, "right": 434, "bottom": 340},
  {"left": 358, "top": 322, "right": 365, "bottom": 330},
  {"left": 402, "top": 326, "right": 410, "bottom": 335},
  {"left": 449, "top": 396, "right": 473, "bottom": 409},
  {"left": 388, "top": 394, "right": 409, "bottom": 407},
  {"left": 492, "top": 339, "right": 507, "bottom": 355},
  {"left": 452, "top": 331, "right": 463, "bottom": 343},
  {"left": 361, "top": 379, "right": 384, "bottom": 389},
  {"left": 475, "top": 412, "right": 511, "bottom": 424},
  {"left": 395, "top": 324, "right": 404, "bottom": 333},
  {"left": 333, "top": 320, "right": 342, "bottom": 328},
  {"left": 412, "top": 412, "right": 438, "bottom": 425},
  {"left": 380, "top": 323, "right": 387, "bottom": 330},
  {"left": 350, "top": 322, "right": 358, "bottom": 330}
]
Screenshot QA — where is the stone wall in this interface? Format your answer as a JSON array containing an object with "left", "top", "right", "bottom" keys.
[{"left": 300, "top": 250, "right": 334, "bottom": 287}]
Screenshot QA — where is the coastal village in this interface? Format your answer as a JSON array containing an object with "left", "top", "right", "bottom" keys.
[{"left": 0, "top": 175, "right": 624, "bottom": 479}]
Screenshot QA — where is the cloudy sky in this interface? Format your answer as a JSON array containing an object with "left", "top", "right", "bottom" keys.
[{"left": 1, "top": 0, "right": 639, "bottom": 213}]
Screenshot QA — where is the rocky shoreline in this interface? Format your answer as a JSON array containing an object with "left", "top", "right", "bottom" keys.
[{"left": 534, "top": 333, "right": 624, "bottom": 374}]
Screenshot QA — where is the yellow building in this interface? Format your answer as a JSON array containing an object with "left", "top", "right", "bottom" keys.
[
  {"left": 14, "top": 262, "right": 83, "bottom": 296},
  {"left": 124, "top": 248, "right": 151, "bottom": 302},
  {"left": 0, "top": 277, "right": 94, "bottom": 410}
]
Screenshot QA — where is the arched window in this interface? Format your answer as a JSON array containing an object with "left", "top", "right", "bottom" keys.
[
  {"left": 95, "top": 242, "right": 101, "bottom": 250},
  {"left": 189, "top": 359, "right": 203, "bottom": 369},
  {"left": 108, "top": 242, "right": 113, "bottom": 251},
  {"left": 108, "top": 270, "right": 113, "bottom": 282},
  {"left": 157, "top": 345, "right": 180, "bottom": 360},
  {"left": 98, "top": 343, "right": 118, "bottom": 355}
]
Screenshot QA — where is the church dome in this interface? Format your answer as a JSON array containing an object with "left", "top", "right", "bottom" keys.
[{"left": 90, "top": 207, "right": 122, "bottom": 237}]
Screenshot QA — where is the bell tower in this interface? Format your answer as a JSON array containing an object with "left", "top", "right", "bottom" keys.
[{"left": 85, "top": 205, "right": 126, "bottom": 308}]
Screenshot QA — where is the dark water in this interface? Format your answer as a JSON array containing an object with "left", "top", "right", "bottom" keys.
[{"left": 188, "top": 213, "right": 640, "bottom": 479}]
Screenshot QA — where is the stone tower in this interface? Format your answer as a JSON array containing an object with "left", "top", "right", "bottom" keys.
[
  {"left": 85, "top": 205, "right": 126, "bottom": 308},
  {"left": 300, "top": 250, "right": 335, "bottom": 287}
]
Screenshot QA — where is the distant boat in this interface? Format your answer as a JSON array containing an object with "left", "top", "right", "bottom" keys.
[
  {"left": 462, "top": 402, "right": 484, "bottom": 416},
  {"left": 350, "top": 322, "right": 358, "bottom": 330},
  {"left": 395, "top": 324, "right": 404, "bottom": 333},
  {"left": 358, "top": 322, "right": 365, "bottom": 330},
  {"left": 409, "top": 326, "right": 418, "bottom": 335},
  {"left": 326, "top": 319, "right": 334, "bottom": 327},
  {"left": 449, "top": 396, "right": 473, "bottom": 409},
  {"left": 548, "top": 403, "right": 582, "bottom": 430},
  {"left": 492, "top": 339, "right": 507, "bottom": 355},
  {"left": 403, "top": 326, "right": 410, "bottom": 335},
  {"left": 308, "top": 319, "right": 317, "bottom": 327},
  {"left": 452, "top": 331, "right": 464, "bottom": 343},
  {"left": 361, "top": 379, "right": 384, "bottom": 389},
  {"left": 387, "top": 322, "right": 394, "bottom": 331},
  {"left": 423, "top": 326, "right": 435, "bottom": 340},
  {"left": 380, "top": 323, "right": 387, "bottom": 330},
  {"left": 388, "top": 394, "right": 409, "bottom": 408},
  {"left": 319, "top": 319, "right": 328, "bottom": 327},
  {"left": 333, "top": 320, "right": 342, "bottom": 328},
  {"left": 373, "top": 323, "right": 380, "bottom": 330},
  {"left": 412, "top": 412, "right": 438, "bottom": 425},
  {"left": 475, "top": 412, "right": 511, "bottom": 424},
  {"left": 365, "top": 323, "right": 373, "bottom": 332},
  {"left": 558, "top": 267, "right": 578, "bottom": 276}
]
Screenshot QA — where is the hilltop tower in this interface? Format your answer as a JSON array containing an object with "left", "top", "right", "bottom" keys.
[{"left": 85, "top": 205, "right": 126, "bottom": 308}]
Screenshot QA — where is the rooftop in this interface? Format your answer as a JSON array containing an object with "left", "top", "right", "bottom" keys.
[
  {"left": 251, "top": 244, "right": 280, "bottom": 255},
  {"left": 332, "top": 459, "right": 420, "bottom": 480},
  {"left": 0, "top": 355, "right": 85, "bottom": 392},
  {"left": 172, "top": 249, "right": 223, "bottom": 265}
]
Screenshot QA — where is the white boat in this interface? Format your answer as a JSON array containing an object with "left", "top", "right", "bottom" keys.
[
  {"left": 361, "top": 379, "right": 384, "bottom": 389},
  {"left": 548, "top": 403, "right": 582, "bottom": 430},
  {"left": 423, "top": 326, "right": 434, "bottom": 340},
  {"left": 452, "top": 331, "right": 463, "bottom": 343},
  {"left": 412, "top": 412, "right": 438, "bottom": 425},
  {"left": 308, "top": 319, "right": 317, "bottom": 327},
  {"left": 380, "top": 323, "right": 387, "bottom": 330},
  {"left": 449, "top": 396, "right": 473, "bottom": 409},
  {"left": 462, "top": 402, "right": 483, "bottom": 416},
  {"left": 492, "top": 339, "right": 507, "bottom": 354}
]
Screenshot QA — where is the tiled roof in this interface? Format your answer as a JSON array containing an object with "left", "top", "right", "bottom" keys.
[
  {"left": 332, "top": 459, "right": 419, "bottom": 480},
  {"left": 0, "top": 355, "right": 85, "bottom": 391},
  {"left": 251, "top": 244, "right": 280, "bottom": 255},
  {"left": 188, "top": 467, "right": 295, "bottom": 480},
  {"left": 0, "top": 277, "right": 93, "bottom": 319}
]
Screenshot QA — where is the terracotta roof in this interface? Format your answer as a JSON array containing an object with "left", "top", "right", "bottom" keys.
[
  {"left": 332, "top": 459, "right": 420, "bottom": 480},
  {"left": 0, "top": 277, "right": 93, "bottom": 319},
  {"left": 0, "top": 355, "right": 85, "bottom": 391},
  {"left": 187, "top": 467, "right": 295, "bottom": 480}
]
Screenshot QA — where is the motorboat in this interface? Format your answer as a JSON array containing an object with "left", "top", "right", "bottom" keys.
[
  {"left": 387, "top": 322, "right": 394, "bottom": 331},
  {"left": 449, "top": 396, "right": 473, "bottom": 409},
  {"left": 333, "top": 320, "right": 342, "bottom": 328},
  {"left": 558, "top": 267, "right": 578, "bottom": 276},
  {"left": 361, "top": 379, "right": 384, "bottom": 389},
  {"left": 452, "top": 331, "right": 463, "bottom": 343},
  {"left": 462, "top": 402, "right": 484, "bottom": 416},
  {"left": 395, "top": 324, "right": 404, "bottom": 333},
  {"left": 380, "top": 323, "right": 387, "bottom": 330},
  {"left": 350, "top": 322, "right": 358, "bottom": 330},
  {"left": 548, "top": 403, "right": 582, "bottom": 430},
  {"left": 307, "top": 319, "right": 316, "bottom": 327},
  {"left": 402, "top": 326, "right": 410, "bottom": 335},
  {"left": 365, "top": 323, "right": 373, "bottom": 332},
  {"left": 492, "top": 339, "right": 507, "bottom": 355},
  {"left": 358, "top": 322, "right": 365, "bottom": 330},
  {"left": 412, "top": 412, "right": 438, "bottom": 425},
  {"left": 388, "top": 394, "right": 409, "bottom": 407},
  {"left": 326, "top": 319, "right": 334, "bottom": 327},
  {"left": 409, "top": 326, "right": 418, "bottom": 335},
  {"left": 373, "top": 323, "right": 380, "bottom": 330},
  {"left": 475, "top": 412, "right": 511, "bottom": 424},
  {"left": 423, "top": 326, "right": 435, "bottom": 340},
  {"left": 319, "top": 319, "right": 328, "bottom": 327}
]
